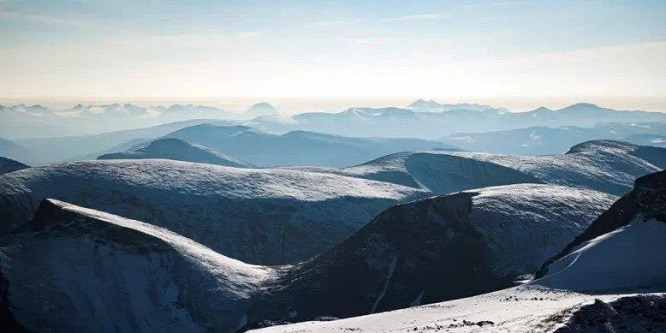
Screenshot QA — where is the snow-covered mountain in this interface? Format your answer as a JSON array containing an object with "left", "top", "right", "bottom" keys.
[
  {"left": 246, "top": 184, "right": 615, "bottom": 324},
  {"left": 441, "top": 123, "right": 666, "bottom": 155},
  {"left": 292, "top": 140, "right": 664, "bottom": 196},
  {"left": 98, "top": 138, "right": 251, "bottom": 168},
  {"left": 408, "top": 99, "right": 509, "bottom": 113},
  {"left": 252, "top": 171, "right": 666, "bottom": 333},
  {"left": 0, "top": 199, "right": 275, "bottom": 332},
  {"left": 4, "top": 172, "right": 660, "bottom": 332},
  {"left": 243, "top": 102, "right": 279, "bottom": 119},
  {"left": 289, "top": 151, "right": 542, "bottom": 195},
  {"left": 0, "top": 157, "right": 28, "bottom": 175},
  {"left": 450, "top": 140, "right": 665, "bottom": 195},
  {"left": 0, "top": 159, "right": 426, "bottom": 264},
  {"left": 161, "top": 124, "right": 457, "bottom": 167},
  {"left": 0, "top": 183, "right": 617, "bottom": 332}
]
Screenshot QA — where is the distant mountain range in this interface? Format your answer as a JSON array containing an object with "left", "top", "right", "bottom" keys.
[
  {"left": 9, "top": 119, "right": 234, "bottom": 164},
  {"left": 441, "top": 122, "right": 666, "bottom": 155},
  {"left": 160, "top": 124, "right": 457, "bottom": 167},
  {"left": 0, "top": 102, "right": 280, "bottom": 139},
  {"left": 249, "top": 101, "right": 666, "bottom": 139},
  {"left": 2, "top": 100, "right": 665, "bottom": 141}
]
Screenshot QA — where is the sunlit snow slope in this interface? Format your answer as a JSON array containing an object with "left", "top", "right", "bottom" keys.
[
  {"left": 451, "top": 140, "right": 665, "bottom": 195},
  {"left": 0, "top": 159, "right": 426, "bottom": 264}
]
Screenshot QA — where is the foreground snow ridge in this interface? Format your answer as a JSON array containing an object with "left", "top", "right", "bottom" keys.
[
  {"left": 47, "top": 198, "right": 273, "bottom": 283},
  {"left": 1, "top": 199, "right": 275, "bottom": 332}
]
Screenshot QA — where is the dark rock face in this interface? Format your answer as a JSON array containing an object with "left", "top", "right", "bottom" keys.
[
  {"left": 552, "top": 295, "right": 666, "bottom": 333},
  {"left": 250, "top": 192, "right": 504, "bottom": 323},
  {"left": 539, "top": 170, "right": 666, "bottom": 277},
  {"left": 0, "top": 157, "right": 28, "bottom": 175}
]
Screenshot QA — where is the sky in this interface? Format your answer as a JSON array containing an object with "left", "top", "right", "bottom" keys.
[{"left": 1, "top": 0, "right": 665, "bottom": 111}]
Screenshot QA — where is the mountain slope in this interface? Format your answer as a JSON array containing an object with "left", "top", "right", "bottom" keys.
[
  {"left": 536, "top": 170, "right": 666, "bottom": 292},
  {"left": 247, "top": 184, "right": 615, "bottom": 324},
  {"left": 162, "top": 124, "right": 457, "bottom": 167},
  {"left": 0, "top": 138, "right": 33, "bottom": 164},
  {"left": 0, "top": 157, "right": 29, "bottom": 175},
  {"left": 0, "top": 159, "right": 425, "bottom": 264},
  {"left": 450, "top": 140, "right": 665, "bottom": 195},
  {"left": 251, "top": 286, "right": 665, "bottom": 333},
  {"left": 98, "top": 138, "right": 251, "bottom": 168},
  {"left": 0, "top": 199, "right": 274, "bottom": 333}
]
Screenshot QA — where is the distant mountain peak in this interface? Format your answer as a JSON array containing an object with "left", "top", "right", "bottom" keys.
[
  {"left": 244, "top": 102, "right": 278, "bottom": 118},
  {"left": 408, "top": 98, "right": 440, "bottom": 109},
  {"left": 560, "top": 103, "right": 603, "bottom": 111},
  {"left": 533, "top": 106, "right": 552, "bottom": 112}
]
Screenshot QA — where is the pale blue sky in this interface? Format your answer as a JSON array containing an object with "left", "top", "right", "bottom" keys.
[{"left": 1, "top": 0, "right": 665, "bottom": 108}]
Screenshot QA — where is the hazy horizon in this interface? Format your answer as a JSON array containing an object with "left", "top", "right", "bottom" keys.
[{"left": 2, "top": 96, "right": 666, "bottom": 114}]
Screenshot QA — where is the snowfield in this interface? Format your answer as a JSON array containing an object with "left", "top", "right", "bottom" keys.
[
  {"left": 251, "top": 286, "right": 664, "bottom": 333},
  {"left": 536, "top": 217, "right": 666, "bottom": 293},
  {"left": 0, "top": 159, "right": 426, "bottom": 264}
]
